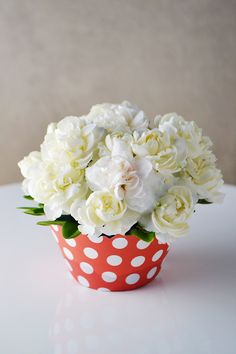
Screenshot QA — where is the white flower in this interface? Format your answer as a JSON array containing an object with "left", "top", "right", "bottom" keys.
[
  {"left": 18, "top": 115, "right": 103, "bottom": 220},
  {"left": 71, "top": 191, "right": 139, "bottom": 237},
  {"left": 181, "top": 152, "right": 224, "bottom": 203},
  {"left": 18, "top": 151, "right": 42, "bottom": 181},
  {"left": 148, "top": 186, "right": 195, "bottom": 240},
  {"left": 86, "top": 101, "right": 149, "bottom": 133},
  {"left": 98, "top": 132, "right": 134, "bottom": 160},
  {"left": 18, "top": 153, "right": 88, "bottom": 220},
  {"left": 18, "top": 102, "right": 224, "bottom": 241},
  {"left": 86, "top": 151, "right": 164, "bottom": 213},
  {"left": 132, "top": 128, "right": 187, "bottom": 174},
  {"left": 41, "top": 115, "right": 104, "bottom": 168},
  {"left": 155, "top": 113, "right": 212, "bottom": 158}
]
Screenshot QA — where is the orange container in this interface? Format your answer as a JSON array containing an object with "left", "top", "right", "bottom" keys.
[{"left": 51, "top": 225, "right": 169, "bottom": 291}]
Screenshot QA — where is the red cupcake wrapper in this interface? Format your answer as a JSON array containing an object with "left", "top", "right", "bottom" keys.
[{"left": 51, "top": 225, "right": 169, "bottom": 291}]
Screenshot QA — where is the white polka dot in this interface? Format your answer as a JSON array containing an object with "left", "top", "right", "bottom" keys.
[
  {"left": 131, "top": 256, "right": 145, "bottom": 267},
  {"left": 63, "top": 247, "right": 74, "bottom": 260},
  {"left": 98, "top": 287, "right": 111, "bottom": 292},
  {"left": 80, "top": 262, "right": 94, "bottom": 274},
  {"left": 136, "top": 239, "right": 150, "bottom": 249},
  {"left": 112, "top": 238, "right": 128, "bottom": 249},
  {"left": 147, "top": 266, "right": 157, "bottom": 279},
  {"left": 65, "top": 259, "right": 73, "bottom": 272},
  {"left": 78, "top": 275, "right": 90, "bottom": 287},
  {"left": 152, "top": 250, "right": 163, "bottom": 262},
  {"left": 52, "top": 225, "right": 59, "bottom": 232},
  {"left": 102, "top": 271, "right": 117, "bottom": 283},
  {"left": 88, "top": 234, "right": 104, "bottom": 243},
  {"left": 84, "top": 247, "right": 98, "bottom": 259},
  {"left": 107, "top": 255, "right": 122, "bottom": 266},
  {"left": 65, "top": 238, "right": 76, "bottom": 247},
  {"left": 125, "top": 273, "right": 140, "bottom": 285}
]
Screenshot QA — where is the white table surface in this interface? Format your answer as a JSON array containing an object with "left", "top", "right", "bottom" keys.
[{"left": 1, "top": 183, "right": 236, "bottom": 354}]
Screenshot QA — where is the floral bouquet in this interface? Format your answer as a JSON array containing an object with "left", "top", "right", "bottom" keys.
[{"left": 18, "top": 101, "right": 224, "bottom": 291}]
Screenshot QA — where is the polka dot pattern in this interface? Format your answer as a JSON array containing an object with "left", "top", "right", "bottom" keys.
[
  {"left": 106, "top": 255, "right": 122, "bottom": 266},
  {"left": 80, "top": 262, "right": 94, "bottom": 274},
  {"left": 112, "top": 238, "right": 128, "bottom": 249},
  {"left": 102, "top": 271, "right": 117, "bottom": 283},
  {"left": 126, "top": 273, "right": 140, "bottom": 285},
  {"left": 63, "top": 247, "right": 74, "bottom": 261},
  {"left": 65, "top": 259, "right": 73, "bottom": 272},
  {"left": 152, "top": 250, "right": 163, "bottom": 262},
  {"left": 77, "top": 276, "right": 90, "bottom": 287},
  {"left": 136, "top": 240, "right": 150, "bottom": 250},
  {"left": 131, "top": 256, "right": 145, "bottom": 267},
  {"left": 97, "top": 287, "right": 111, "bottom": 292},
  {"left": 147, "top": 266, "right": 157, "bottom": 279},
  {"left": 87, "top": 235, "right": 104, "bottom": 244},
  {"left": 65, "top": 239, "right": 76, "bottom": 247},
  {"left": 50, "top": 225, "right": 169, "bottom": 291},
  {"left": 83, "top": 247, "right": 98, "bottom": 259}
]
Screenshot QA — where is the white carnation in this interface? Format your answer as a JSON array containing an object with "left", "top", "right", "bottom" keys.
[
  {"left": 18, "top": 115, "right": 104, "bottom": 220},
  {"left": 86, "top": 152, "right": 164, "bottom": 214},
  {"left": 155, "top": 113, "right": 212, "bottom": 158},
  {"left": 71, "top": 191, "right": 139, "bottom": 237},
  {"left": 151, "top": 185, "right": 195, "bottom": 240},
  {"left": 132, "top": 128, "right": 187, "bottom": 174},
  {"left": 86, "top": 101, "right": 149, "bottom": 133},
  {"left": 41, "top": 115, "right": 104, "bottom": 168},
  {"left": 98, "top": 132, "right": 134, "bottom": 159},
  {"left": 18, "top": 154, "right": 88, "bottom": 220},
  {"left": 180, "top": 152, "right": 224, "bottom": 203},
  {"left": 18, "top": 102, "right": 224, "bottom": 241}
]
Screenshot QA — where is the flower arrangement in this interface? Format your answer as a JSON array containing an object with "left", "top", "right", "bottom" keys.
[{"left": 18, "top": 101, "right": 224, "bottom": 243}]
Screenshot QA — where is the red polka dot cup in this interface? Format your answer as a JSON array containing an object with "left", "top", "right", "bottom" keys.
[{"left": 51, "top": 225, "right": 169, "bottom": 291}]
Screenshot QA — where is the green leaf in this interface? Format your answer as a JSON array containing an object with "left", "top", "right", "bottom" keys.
[
  {"left": 18, "top": 206, "right": 45, "bottom": 215},
  {"left": 198, "top": 199, "right": 212, "bottom": 204},
  {"left": 62, "top": 221, "right": 81, "bottom": 239},
  {"left": 23, "top": 195, "right": 34, "bottom": 200},
  {"left": 37, "top": 220, "right": 65, "bottom": 226},
  {"left": 17, "top": 207, "right": 38, "bottom": 210},
  {"left": 18, "top": 203, "right": 45, "bottom": 216},
  {"left": 126, "top": 223, "right": 155, "bottom": 242}
]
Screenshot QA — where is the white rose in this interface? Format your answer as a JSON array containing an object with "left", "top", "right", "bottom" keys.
[
  {"left": 181, "top": 152, "right": 224, "bottom": 203},
  {"left": 151, "top": 185, "right": 195, "bottom": 240},
  {"left": 155, "top": 113, "right": 212, "bottom": 158},
  {"left": 132, "top": 128, "right": 187, "bottom": 174},
  {"left": 71, "top": 191, "right": 139, "bottom": 237},
  {"left": 86, "top": 101, "right": 149, "bottom": 133}
]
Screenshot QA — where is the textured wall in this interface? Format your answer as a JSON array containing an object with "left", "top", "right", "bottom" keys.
[{"left": 0, "top": 0, "right": 235, "bottom": 185}]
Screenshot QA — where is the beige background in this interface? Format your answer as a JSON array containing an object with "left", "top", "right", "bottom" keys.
[{"left": 0, "top": 0, "right": 235, "bottom": 185}]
